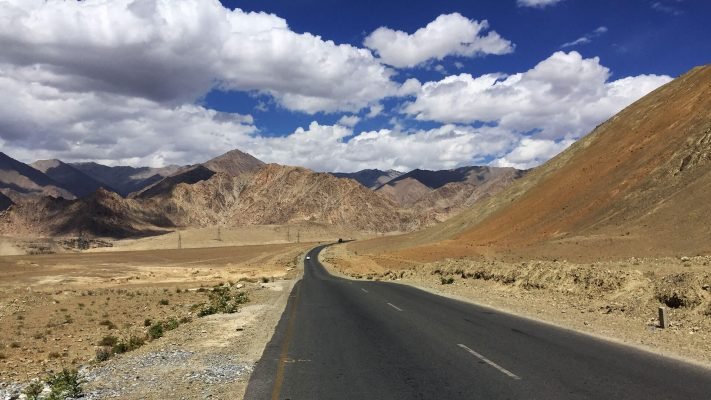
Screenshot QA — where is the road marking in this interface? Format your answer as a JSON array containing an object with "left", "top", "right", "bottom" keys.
[
  {"left": 270, "top": 284, "right": 303, "bottom": 400},
  {"left": 387, "top": 302, "right": 403, "bottom": 312},
  {"left": 457, "top": 344, "right": 521, "bottom": 380},
  {"left": 361, "top": 288, "right": 369, "bottom": 293}
]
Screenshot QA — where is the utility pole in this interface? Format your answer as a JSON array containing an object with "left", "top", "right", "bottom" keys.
[
  {"left": 217, "top": 226, "right": 222, "bottom": 241},
  {"left": 178, "top": 232, "right": 182, "bottom": 249},
  {"left": 287, "top": 226, "right": 291, "bottom": 242},
  {"left": 297, "top": 230, "right": 300, "bottom": 243}
]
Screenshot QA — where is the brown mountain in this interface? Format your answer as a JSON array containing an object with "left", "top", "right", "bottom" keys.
[
  {"left": 70, "top": 162, "right": 184, "bottom": 197},
  {"left": 353, "top": 64, "right": 711, "bottom": 261},
  {"left": 0, "top": 152, "right": 75, "bottom": 202},
  {"left": 31, "top": 159, "right": 114, "bottom": 198},
  {"left": 376, "top": 166, "right": 524, "bottom": 207},
  {"left": 202, "top": 149, "right": 265, "bottom": 176},
  {"left": 331, "top": 169, "right": 403, "bottom": 189},
  {"left": 134, "top": 149, "right": 265, "bottom": 199}
]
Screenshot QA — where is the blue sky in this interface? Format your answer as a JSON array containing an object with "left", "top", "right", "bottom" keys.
[
  {"left": 213, "top": 0, "right": 710, "bottom": 137},
  {"left": 0, "top": 0, "right": 708, "bottom": 172}
]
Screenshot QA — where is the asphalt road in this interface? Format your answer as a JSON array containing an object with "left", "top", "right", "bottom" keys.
[{"left": 244, "top": 245, "right": 711, "bottom": 399}]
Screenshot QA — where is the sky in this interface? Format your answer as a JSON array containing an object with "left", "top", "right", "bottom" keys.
[{"left": 0, "top": 0, "right": 709, "bottom": 172}]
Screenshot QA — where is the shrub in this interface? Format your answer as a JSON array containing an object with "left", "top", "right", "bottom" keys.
[
  {"left": 158, "top": 299, "right": 169, "bottom": 306},
  {"left": 46, "top": 368, "right": 82, "bottom": 400},
  {"left": 0, "top": 353, "right": 6, "bottom": 360},
  {"left": 197, "top": 287, "right": 249, "bottom": 317},
  {"left": 23, "top": 380, "right": 44, "bottom": 400},
  {"left": 10, "top": 342, "right": 20, "bottom": 348},
  {"left": 99, "top": 320, "right": 117, "bottom": 330},
  {"left": 95, "top": 346, "right": 111, "bottom": 362},
  {"left": 48, "top": 351, "right": 61, "bottom": 359},
  {"left": 261, "top": 277, "right": 270, "bottom": 283},
  {"left": 144, "top": 318, "right": 152, "bottom": 327},
  {"left": 441, "top": 277, "right": 455, "bottom": 285},
  {"left": 164, "top": 318, "right": 179, "bottom": 331},
  {"left": 179, "top": 316, "right": 192, "bottom": 324},
  {"left": 148, "top": 322, "right": 164, "bottom": 340},
  {"left": 98, "top": 335, "right": 118, "bottom": 347}
]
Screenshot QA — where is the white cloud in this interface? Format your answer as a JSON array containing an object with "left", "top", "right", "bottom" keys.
[
  {"left": 492, "top": 138, "right": 574, "bottom": 169},
  {"left": 0, "top": 64, "right": 256, "bottom": 167},
  {"left": 561, "top": 26, "right": 608, "bottom": 48},
  {"left": 364, "top": 13, "right": 513, "bottom": 68},
  {"left": 337, "top": 115, "right": 361, "bottom": 127},
  {"left": 404, "top": 51, "right": 672, "bottom": 142},
  {"left": 0, "top": 0, "right": 399, "bottom": 114},
  {"left": 366, "top": 104, "right": 385, "bottom": 119},
  {"left": 245, "top": 122, "right": 517, "bottom": 172},
  {"left": 517, "top": 0, "right": 565, "bottom": 8}
]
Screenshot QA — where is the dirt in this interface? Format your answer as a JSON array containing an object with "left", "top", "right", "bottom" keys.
[
  {"left": 321, "top": 244, "right": 711, "bottom": 367},
  {"left": 0, "top": 241, "right": 311, "bottom": 396}
]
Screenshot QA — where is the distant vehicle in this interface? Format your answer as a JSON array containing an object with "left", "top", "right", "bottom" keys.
[
  {"left": 306, "top": 256, "right": 311, "bottom": 260},
  {"left": 338, "top": 238, "right": 343, "bottom": 243}
]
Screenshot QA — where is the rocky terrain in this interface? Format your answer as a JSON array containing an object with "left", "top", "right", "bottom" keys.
[
  {"left": 0, "top": 152, "right": 75, "bottom": 203},
  {"left": 70, "top": 163, "right": 184, "bottom": 197},
  {"left": 31, "top": 160, "right": 113, "bottom": 198},
  {"left": 331, "top": 169, "right": 403, "bottom": 189}
]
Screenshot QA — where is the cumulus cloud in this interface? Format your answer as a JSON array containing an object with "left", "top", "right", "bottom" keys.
[
  {"left": 245, "top": 122, "right": 517, "bottom": 172},
  {"left": 364, "top": 13, "right": 513, "bottom": 68},
  {"left": 0, "top": 0, "right": 398, "bottom": 113},
  {"left": 0, "top": 64, "right": 256, "bottom": 167},
  {"left": 492, "top": 138, "right": 575, "bottom": 169},
  {"left": 404, "top": 51, "right": 672, "bottom": 142},
  {"left": 517, "top": 0, "right": 565, "bottom": 8}
]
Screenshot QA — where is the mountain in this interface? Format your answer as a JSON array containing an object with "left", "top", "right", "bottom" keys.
[
  {"left": 375, "top": 166, "right": 524, "bottom": 207},
  {"left": 0, "top": 152, "right": 75, "bottom": 202},
  {"left": 0, "top": 192, "right": 12, "bottom": 211},
  {"left": 202, "top": 149, "right": 265, "bottom": 176},
  {"left": 70, "top": 162, "right": 183, "bottom": 197},
  {"left": 0, "top": 163, "right": 423, "bottom": 237},
  {"left": 353, "top": 65, "right": 711, "bottom": 260},
  {"left": 134, "top": 149, "right": 265, "bottom": 199},
  {"left": 31, "top": 159, "right": 114, "bottom": 198},
  {"left": 331, "top": 169, "right": 403, "bottom": 189}
]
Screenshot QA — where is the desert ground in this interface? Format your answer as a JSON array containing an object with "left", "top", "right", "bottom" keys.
[
  {"left": 321, "top": 243, "right": 711, "bottom": 367},
  {"left": 0, "top": 228, "right": 324, "bottom": 399}
]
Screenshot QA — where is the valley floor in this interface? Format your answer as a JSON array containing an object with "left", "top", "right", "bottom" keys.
[
  {"left": 321, "top": 244, "right": 711, "bottom": 367},
  {"left": 0, "top": 241, "right": 311, "bottom": 399}
]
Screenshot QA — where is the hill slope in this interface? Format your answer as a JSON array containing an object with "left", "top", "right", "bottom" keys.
[
  {"left": 31, "top": 159, "right": 113, "bottom": 198},
  {"left": 0, "top": 152, "right": 75, "bottom": 201},
  {"left": 0, "top": 192, "right": 12, "bottom": 211},
  {"left": 71, "top": 162, "right": 183, "bottom": 197},
  {"left": 331, "top": 169, "right": 403, "bottom": 189},
  {"left": 352, "top": 65, "right": 711, "bottom": 260}
]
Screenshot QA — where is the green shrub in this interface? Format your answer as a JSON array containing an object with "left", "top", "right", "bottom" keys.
[
  {"left": 23, "top": 380, "right": 44, "bottom": 400},
  {"left": 158, "top": 299, "right": 169, "bottom": 306},
  {"left": 95, "top": 346, "right": 111, "bottom": 362},
  {"left": 148, "top": 322, "right": 164, "bottom": 340},
  {"left": 164, "top": 318, "right": 179, "bottom": 331},
  {"left": 98, "top": 320, "right": 116, "bottom": 329},
  {"left": 46, "top": 368, "right": 82, "bottom": 400},
  {"left": 144, "top": 318, "right": 152, "bottom": 327},
  {"left": 197, "top": 287, "right": 249, "bottom": 317},
  {"left": 179, "top": 316, "right": 192, "bottom": 324}
]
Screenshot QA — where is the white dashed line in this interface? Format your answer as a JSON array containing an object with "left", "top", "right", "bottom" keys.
[
  {"left": 457, "top": 344, "right": 521, "bottom": 380},
  {"left": 361, "top": 288, "right": 369, "bottom": 293},
  {"left": 387, "top": 302, "right": 403, "bottom": 312}
]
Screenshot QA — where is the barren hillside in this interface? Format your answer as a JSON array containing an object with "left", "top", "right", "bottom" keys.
[
  {"left": 351, "top": 65, "right": 711, "bottom": 261},
  {"left": 71, "top": 162, "right": 184, "bottom": 197},
  {"left": 331, "top": 169, "right": 403, "bottom": 189},
  {"left": 0, "top": 152, "right": 75, "bottom": 202},
  {"left": 31, "top": 159, "right": 113, "bottom": 198}
]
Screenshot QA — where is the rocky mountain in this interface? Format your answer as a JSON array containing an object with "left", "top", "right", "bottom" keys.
[
  {"left": 357, "top": 65, "right": 711, "bottom": 260},
  {"left": 31, "top": 159, "right": 114, "bottom": 198},
  {"left": 0, "top": 163, "right": 424, "bottom": 237},
  {"left": 202, "top": 149, "right": 265, "bottom": 176},
  {"left": 375, "top": 166, "right": 524, "bottom": 207},
  {"left": 331, "top": 169, "right": 403, "bottom": 189},
  {"left": 134, "top": 149, "right": 265, "bottom": 199},
  {"left": 0, "top": 152, "right": 75, "bottom": 202},
  {"left": 70, "top": 162, "right": 184, "bottom": 197}
]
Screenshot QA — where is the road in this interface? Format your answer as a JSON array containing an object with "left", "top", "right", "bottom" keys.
[{"left": 244, "top": 245, "right": 711, "bottom": 399}]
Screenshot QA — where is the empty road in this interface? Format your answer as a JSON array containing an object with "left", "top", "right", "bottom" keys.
[{"left": 245, "top": 245, "right": 711, "bottom": 399}]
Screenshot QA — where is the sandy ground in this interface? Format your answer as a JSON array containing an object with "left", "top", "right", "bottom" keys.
[
  {"left": 0, "top": 240, "right": 311, "bottom": 398},
  {"left": 321, "top": 244, "right": 711, "bottom": 368}
]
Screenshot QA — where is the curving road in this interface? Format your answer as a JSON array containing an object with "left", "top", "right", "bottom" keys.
[{"left": 244, "top": 245, "right": 711, "bottom": 399}]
